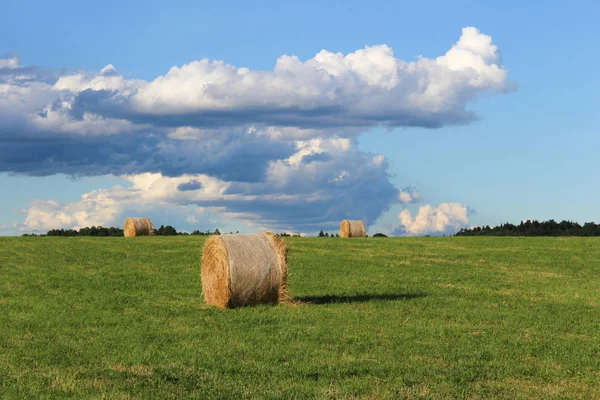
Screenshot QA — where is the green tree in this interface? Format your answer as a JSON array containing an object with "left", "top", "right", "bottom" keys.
[{"left": 163, "top": 225, "right": 178, "bottom": 236}]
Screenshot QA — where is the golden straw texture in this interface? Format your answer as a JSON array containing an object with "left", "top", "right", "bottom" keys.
[
  {"left": 200, "top": 232, "right": 289, "bottom": 308},
  {"left": 123, "top": 218, "right": 154, "bottom": 237},
  {"left": 340, "top": 220, "right": 366, "bottom": 238}
]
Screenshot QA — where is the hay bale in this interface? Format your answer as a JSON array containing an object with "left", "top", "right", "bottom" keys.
[
  {"left": 340, "top": 219, "right": 366, "bottom": 238},
  {"left": 201, "top": 232, "right": 289, "bottom": 308},
  {"left": 123, "top": 217, "right": 154, "bottom": 237}
]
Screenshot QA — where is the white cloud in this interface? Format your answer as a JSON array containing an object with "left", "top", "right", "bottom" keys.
[
  {"left": 398, "top": 189, "right": 423, "bottom": 204},
  {"left": 16, "top": 137, "right": 400, "bottom": 233},
  {"left": 121, "top": 27, "right": 507, "bottom": 125},
  {"left": 1, "top": 27, "right": 511, "bottom": 233},
  {"left": 0, "top": 27, "right": 510, "bottom": 149},
  {"left": 0, "top": 27, "right": 511, "bottom": 181},
  {"left": 19, "top": 193, "right": 120, "bottom": 232},
  {"left": 0, "top": 56, "right": 20, "bottom": 69},
  {"left": 396, "top": 203, "right": 470, "bottom": 236},
  {"left": 53, "top": 64, "right": 143, "bottom": 94},
  {"left": 437, "top": 27, "right": 506, "bottom": 88}
]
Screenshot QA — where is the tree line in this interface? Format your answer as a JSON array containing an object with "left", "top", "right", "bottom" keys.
[
  {"left": 316, "top": 231, "right": 387, "bottom": 237},
  {"left": 31, "top": 226, "right": 124, "bottom": 237},
  {"left": 456, "top": 219, "right": 600, "bottom": 236},
  {"left": 26, "top": 225, "right": 389, "bottom": 237},
  {"left": 27, "top": 225, "right": 229, "bottom": 237},
  {"left": 318, "top": 230, "right": 340, "bottom": 237}
]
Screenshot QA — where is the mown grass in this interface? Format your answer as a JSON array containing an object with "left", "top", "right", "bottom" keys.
[{"left": 1, "top": 236, "right": 599, "bottom": 399}]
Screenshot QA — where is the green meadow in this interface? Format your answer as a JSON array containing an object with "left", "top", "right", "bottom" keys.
[{"left": 1, "top": 236, "right": 599, "bottom": 399}]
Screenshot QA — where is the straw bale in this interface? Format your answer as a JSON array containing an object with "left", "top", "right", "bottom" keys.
[
  {"left": 340, "top": 219, "right": 366, "bottom": 238},
  {"left": 201, "top": 232, "right": 289, "bottom": 308},
  {"left": 123, "top": 217, "right": 154, "bottom": 237}
]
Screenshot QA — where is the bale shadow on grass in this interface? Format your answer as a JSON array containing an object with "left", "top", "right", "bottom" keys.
[{"left": 296, "top": 293, "right": 427, "bottom": 305}]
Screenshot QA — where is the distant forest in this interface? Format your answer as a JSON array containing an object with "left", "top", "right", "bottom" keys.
[
  {"left": 26, "top": 225, "right": 302, "bottom": 237},
  {"left": 26, "top": 225, "right": 226, "bottom": 237},
  {"left": 25, "top": 219, "right": 600, "bottom": 237},
  {"left": 456, "top": 220, "right": 600, "bottom": 236}
]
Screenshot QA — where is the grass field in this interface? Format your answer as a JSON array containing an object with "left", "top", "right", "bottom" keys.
[{"left": 1, "top": 236, "right": 599, "bottom": 399}]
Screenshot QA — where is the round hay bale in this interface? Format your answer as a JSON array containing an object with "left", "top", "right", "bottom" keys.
[
  {"left": 123, "top": 217, "right": 154, "bottom": 237},
  {"left": 340, "top": 219, "right": 366, "bottom": 238},
  {"left": 201, "top": 232, "right": 289, "bottom": 308}
]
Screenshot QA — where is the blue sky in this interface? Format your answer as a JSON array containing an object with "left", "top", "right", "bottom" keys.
[{"left": 1, "top": 0, "right": 599, "bottom": 235}]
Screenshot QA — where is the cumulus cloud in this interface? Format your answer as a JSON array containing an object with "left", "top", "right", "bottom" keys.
[
  {"left": 398, "top": 187, "right": 423, "bottom": 204},
  {"left": 2, "top": 27, "right": 511, "bottom": 233},
  {"left": 16, "top": 138, "right": 399, "bottom": 233},
  {"left": 114, "top": 27, "right": 508, "bottom": 129},
  {"left": 394, "top": 203, "right": 470, "bottom": 236},
  {"left": 0, "top": 55, "right": 20, "bottom": 69},
  {"left": 18, "top": 197, "right": 118, "bottom": 232},
  {"left": 0, "top": 123, "right": 296, "bottom": 181},
  {"left": 0, "top": 27, "right": 510, "bottom": 179}
]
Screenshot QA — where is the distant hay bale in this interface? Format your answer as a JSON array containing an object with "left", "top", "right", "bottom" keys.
[
  {"left": 201, "top": 232, "right": 289, "bottom": 308},
  {"left": 340, "top": 220, "right": 366, "bottom": 238},
  {"left": 123, "top": 218, "right": 154, "bottom": 237}
]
